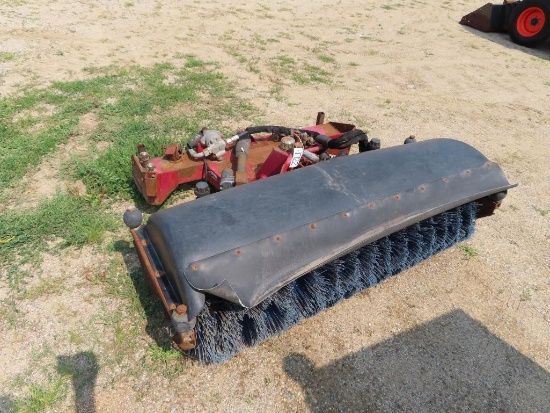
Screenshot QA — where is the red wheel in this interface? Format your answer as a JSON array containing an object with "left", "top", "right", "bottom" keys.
[{"left": 509, "top": 0, "right": 550, "bottom": 47}]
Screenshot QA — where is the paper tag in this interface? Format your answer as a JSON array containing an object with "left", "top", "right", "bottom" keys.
[{"left": 289, "top": 147, "right": 304, "bottom": 168}]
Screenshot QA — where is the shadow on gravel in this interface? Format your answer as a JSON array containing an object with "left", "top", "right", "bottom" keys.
[
  {"left": 0, "top": 396, "right": 14, "bottom": 413},
  {"left": 284, "top": 309, "right": 550, "bottom": 412},
  {"left": 460, "top": 26, "right": 550, "bottom": 60},
  {"left": 57, "top": 352, "right": 99, "bottom": 413},
  {"left": 113, "top": 240, "right": 174, "bottom": 351}
]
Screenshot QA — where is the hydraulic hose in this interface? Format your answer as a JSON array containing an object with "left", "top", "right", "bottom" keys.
[{"left": 237, "top": 125, "right": 368, "bottom": 150}]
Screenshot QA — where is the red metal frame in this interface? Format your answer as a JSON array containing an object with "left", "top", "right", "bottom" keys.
[{"left": 133, "top": 119, "right": 355, "bottom": 205}]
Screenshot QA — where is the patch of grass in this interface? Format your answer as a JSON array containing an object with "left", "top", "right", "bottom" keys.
[
  {"left": 69, "top": 331, "right": 84, "bottom": 345},
  {"left": 251, "top": 34, "right": 267, "bottom": 46},
  {"left": 377, "top": 98, "right": 392, "bottom": 108},
  {"left": 317, "top": 54, "right": 336, "bottom": 64},
  {"left": 1, "top": 60, "right": 254, "bottom": 194},
  {"left": 147, "top": 343, "right": 183, "bottom": 365},
  {"left": 144, "top": 343, "right": 186, "bottom": 378},
  {"left": 300, "top": 31, "right": 320, "bottom": 41},
  {"left": 0, "top": 194, "right": 114, "bottom": 250},
  {"left": 360, "top": 35, "right": 383, "bottom": 42},
  {"left": 381, "top": 3, "right": 404, "bottom": 9},
  {"left": 271, "top": 55, "right": 295, "bottom": 67},
  {"left": 23, "top": 275, "right": 67, "bottom": 300},
  {"left": 295, "top": 64, "right": 333, "bottom": 84},
  {"left": 269, "top": 55, "right": 333, "bottom": 85},
  {"left": 225, "top": 47, "right": 247, "bottom": 63},
  {"left": 0, "top": 298, "right": 20, "bottom": 330},
  {"left": 519, "top": 290, "right": 532, "bottom": 302},
  {"left": 534, "top": 206, "right": 548, "bottom": 216},
  {"left": 0, "top": 51, "right": 15, "bottom": 62},
  {"left": 0, "top": 0, "right": 28, "bottom": 4},
  {"left": 0, "top": 195, "right": 116, "bottom": 286},
  {"left": 14, "top": 378, "right": 67, "bottom": 413},
  {"left": 269, "top": 84, "right": 284, "bottom": 97},
  {"left": 185, "top": 56, "right": 206, "bottom": 68},
  {"left": 458, "top": 244, "right": 478, "bottom": 259}
]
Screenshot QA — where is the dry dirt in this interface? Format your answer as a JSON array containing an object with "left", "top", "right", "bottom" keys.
[{"left": 0, "top": 0, "right": 549, "bottom": 412}]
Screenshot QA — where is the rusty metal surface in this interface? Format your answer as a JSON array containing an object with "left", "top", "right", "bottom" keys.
[
  {"left": 301, "top": 121, "right": 354, "bottom": 137},
  {"left": 132, "top": 117, "right": 356, "bottom": 204},
  {"left": 172, "top": 331, "right": 197, "bottom": 351},
  {"left": 477, "top": 195, "right": 503, "bottom": 218},
  {"left": 316, "top": 112, "right": 325, "bottom": 125},
  {"left": 130, "top": 228, "right": 175, "bottom": 317}
]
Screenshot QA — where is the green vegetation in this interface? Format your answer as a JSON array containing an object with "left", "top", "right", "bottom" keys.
[
  {"left": 0, "top": 51, "right": 15, "bottom": 62},
  {"left": 458, "top": 243, "right": 478, "bottom": 259},
  {"left": 0, "top": 60, "right": 257, "bottom": 287},
  {"left": 317, "top": 54, "right": 336, "bottom": 64},
  {"left": 0, "top": 195, "right": 116, "bottom": 287},
  {"left": 269, "top": 55, "right": 333, "bottom": 84},
  {"left": 1, "top": 60, "right": 261, "bottom": 404},
  {"left": 534, "top": 206, "right": 548, "bottom": 217},
  {"left": 14, "top": 378, "right": 67, "bottom": 413}
]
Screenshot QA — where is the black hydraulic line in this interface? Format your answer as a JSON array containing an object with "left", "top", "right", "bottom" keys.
[{"left": 242, "top": 125, "right": 368, "bottom": 149}]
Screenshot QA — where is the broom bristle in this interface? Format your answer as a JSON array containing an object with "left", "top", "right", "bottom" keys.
[{"left": 186, "top": 202, "right": 478, "bottom": 363}]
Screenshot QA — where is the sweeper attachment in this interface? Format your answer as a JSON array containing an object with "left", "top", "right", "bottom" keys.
[
  {"left": 124, "top": 131, "right": 514, "bottom": 364},
  {"left": 461, "top": 0, "right": 550, "bottom": 47}
]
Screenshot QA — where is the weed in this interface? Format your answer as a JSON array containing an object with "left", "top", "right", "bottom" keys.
[
  {"left": 360, "top": 35, "right": 383, "bottom": 42},
  {"left": 0, "top": 298, "right": 20, "bottom": 330},
  {"left": 300, "top": 32, "right": 320, "bottom": 41},
  {"left": 225, "top": 47, "right": 247, "bottom": 63},
  {"left": 0, "top": 52, "right": 15, "bottom": 62},
  {"left": 458, "top": 244, "right": 478, "bottom": 258},
  {"left": 269, "top": 84, "right": 284, "bottom": 97},
  {"left": 269, "top": 55, "right": 333, "bottom": 85},
  {"left": 297, "top": 64, "right": 333, "bottom": 84},
  {"left": 69, "top": 331, "right": 84, "bottom": 345},
  {"left": 272, "top": 55, "right": 295, "bottom": 67},
  {"left": 14, "top": 378, "right": 67, "bottom": 413},
  {"left": 0, "top": 194, "right": 114, "bottom": 250},
  {"left": 317, "top": 54, "right": 336, "bottom": 64},
  {"left": 251, "top": 34, "right": 267, "bottom": 46},
  {"left": 534, "top": 207, "right": 548, "bottom": 217},
  {"left": 520, "top": 290, "right": 532, "bottom": 301},
  {"left": 247, "top": 63, "right": 261, "bottom": 75},
  {"left": 144, "top": 343, "right": 186, "bottom": 378},
  {"left": 185, "top": 56, "right": 205, "bottom": 68},
  {"left": 147, "top": 343, "right": 183, "bottom": 365},
  {"left": 23, "top": 276, "right": 67, "bottom": 300},
  {"left": 378, "top": 98, "right": 392, "bottom": 108}
]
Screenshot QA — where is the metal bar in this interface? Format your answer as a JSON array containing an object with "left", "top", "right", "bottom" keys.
[{"left": 130, "top": 228, "right": 175, "bottom": 317}]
